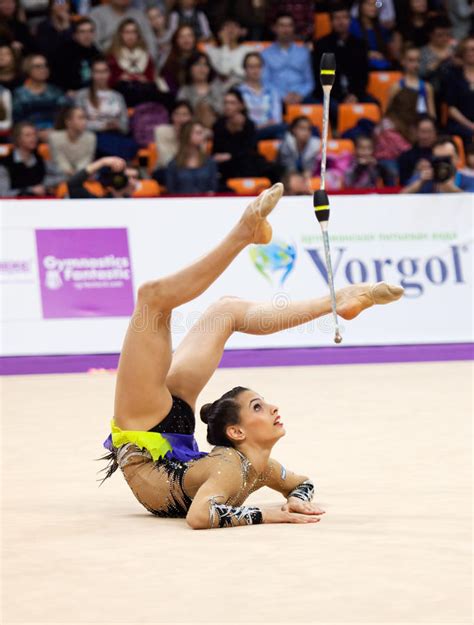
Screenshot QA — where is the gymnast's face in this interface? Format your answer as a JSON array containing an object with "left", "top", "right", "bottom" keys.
[{"left": 228, "top": 390, "right": 285, "bottom": 447}]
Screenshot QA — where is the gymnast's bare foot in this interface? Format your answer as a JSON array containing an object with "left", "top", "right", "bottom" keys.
[
  {"left": 336, "top": 282, "right": 404, "bottom": 320},
  {"left": 240, "top": 182, "right": 284, "bottom": 244}
]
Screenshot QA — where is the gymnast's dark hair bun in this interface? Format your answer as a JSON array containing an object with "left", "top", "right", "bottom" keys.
[{"left": 200, "top": 386, "right": 249, "bottom": 447}]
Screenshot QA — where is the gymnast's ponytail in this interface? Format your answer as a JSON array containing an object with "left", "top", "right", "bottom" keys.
[{"left": 200, "top": 386, "right": 249, "bottom": 447}]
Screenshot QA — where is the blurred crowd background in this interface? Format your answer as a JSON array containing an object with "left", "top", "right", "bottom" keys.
[{"left": 0, "top": 0, "right": 473, "bottom": 198}]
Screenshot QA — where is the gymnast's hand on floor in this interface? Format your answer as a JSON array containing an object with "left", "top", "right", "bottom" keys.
[
  {"left": 282, "top": 498, "right": 326, "bottom": 516},
  {"left": 261, "top": 506, "right": 322, "bottom": 524}
]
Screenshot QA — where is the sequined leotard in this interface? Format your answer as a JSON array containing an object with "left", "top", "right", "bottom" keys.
[{"left": 102, "top": 396, "right": 270, "bottom": 519}]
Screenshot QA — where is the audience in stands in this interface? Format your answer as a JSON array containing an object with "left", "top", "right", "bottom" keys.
[
  {"left": 268, "top": 0, "right": 315, "bottom": 41},
  {"left": 398, "top": 114, "right": 437, "bottom": 185},
  {"left": 67, "top": 154, "right": 136, "bottom": 198},
  {"left": 147, "top": 5, "right": 172, "bottom": 69},
  {"left": 36, "top": 0, "right": 73, "bottom": 63},
  {"left": 398, "top": 0, "right": 431, "bottom": 48},
  {"left": 444, "top": 36, "right": 474, "bottom": 146},
  {"left": 90, "top": 0, "right": 156, "bottom": 58},
  {"left": 75, "top": 57, "right": 136, "bottom": 160},
  {"left": 351, "top": 0, "right": 396, "bottom": 30},
  {"left": 207, "top": 18, "right": 253, "bottom": 85},
  {"left": 349, "top": 0, "right": 393, "bottom": 71},
  {"left": 313, "top": 3, "right": 370, "bottom": 107},
  {"left": 0, "top": 83, "right": 12, "bottom": 134},
  {"left": 0, "top": 0, "right": 36, "bottom": 55},
  {"left": 0, "top": 43, "right": 22, "bottom": 91},
  {"left": 237, "top": 51, "right": 284, "bottom": 140},
  {"left": 13, "top": 54, "right": 69, "bottom": 136},
  {"left": 374, "top": 88, "right": 419, "bottom": 179},
  {"left": 0, "top": 121, "right": 61, "bottom": 195},
  {"left": 161, "top": 24, "right": 197, "bottom": 94},
  {"left": 262, "top": 13, "right": 314, "bottom": 105},
  {"left": 168, "top": 0, "right": 211, "bottom": 42},
  {"left": 278, "top": 115, "right": 320, "bottom": 176},
  {"left": 49, "top": 105, "right": 95, "bottom": 176},
  {"left": 345, "top": 134, "right": 394, "bottom": 188},
  {"left": 460, "top": 143, "right": 474, "bottom": 176},
  {"left": 402, "top": 136, "right": 474, "bottom": 192},
  {"left": 389, "top": 45, "right": 436, "bottom": 117},
  {"left": 418, "top": 16, "right": 454, "bottom": 79},
  {"left": 177, "top": 52, "right": 225, "bottom": 128},
  {"left": 282, "top": 170, "right": 311, "bottom": 195},
  {"left": 447, "top": 0, "right": 473, "bottom": 42},
  {"left": 52, "top": 17, "right": 99, "bottom": 93},
  {"left": 165, "top": 120, "right": 217, "bottom": 194},
  {"left": 154, "top": 99, "right": 192, "bottom": 170}
]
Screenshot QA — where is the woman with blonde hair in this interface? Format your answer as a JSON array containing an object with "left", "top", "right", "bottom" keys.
[
  {"left": 165, "top": 120, "right": 217, "bottom": 194},
  {"left": 107, "top": 18, "right": 168, "bottom": 107}
]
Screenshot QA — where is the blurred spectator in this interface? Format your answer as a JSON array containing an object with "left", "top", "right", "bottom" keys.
[
  {"left": 177, "top": 52, "right": 225, "bottom": 128},
  {"left": 282, "top": 170, "right": 311, "bottom": 195},
  {"left": 52, "top": 17, "right": 99, "bottom": 92},
  {"left": 388, "top": 45, "right": 436, "bottom": 117},
  {"left": 67, "top": 155, "right": 136, "bottom": 198},
  {"left": 21, "top": 0, "right": 49, "bottom": 29},
  {"left": 398, "top": 114, "right": 437, "bottom": 185},
  {"left": 419, "top": 16, "right": 454, "bottom": 79},
  {"left": 444, "top": 36, "right": 474, "bottom": 146},
  {"left": 165, "top": 121, "right": 217, "bottom": 193},
  {"left": 237, "top": 51, "right": 284, "bottom": 140},
  {"left": 351, "top": 0, "right": 396, "bottom": 30},
  {"left": 107, "top": 18, "right": 165, "bottom": 108},
  {"left": 460, "top": 142, "right": 474, "bottom": 176},
  {"left": 36, "top": 0, "right": 72, "bottom": 63},
  {"left": 154, "top": 99, "right": 192, "bottom": 170},
  {"left": 402, "top": 135, "right": 474, "bottom": 192},
  {"left": 147, "top": 5, "right": 172, "bottom": 69},
  {"left": 161, "top": 25, "right": 197, "bottom": 94},
  {"left": 313, "top": 3, "right": 370, "bottom": 106},
  {"left": 168, "top": 0, "right": 211, "bottom": 42},
  {"left": 268, "top": 0, "right": 314, "bottom": 41},
  {"left": 447, "top": 0, "right": 473, "bottom": 42},
  {"left": 0, "top": 121, "right": 61, "bottom": 195},
  {"left": 262, "top": 13, "right": 314, "bottom": 104},
  {"left": 0, "top": 0, "right": 36, "bottom": 54},
  {"left": 232, "top": 0, "right": 271, "bottom": 41},
  {"left": 344, "top": 135, "right": 394, "bottom": 188},
  {"left": 0, "top": 43, "right": 22, "bottom": 90},
  {"left": 75, "top": 57, "right": 136, "bottom": 160},
  {"left": 277, "top": 115, "right": 320, "bottom": 175},
  {"left": 90, "top": 0, "right": 156, "bottom": 58},
  {"left": 398, "top": 0, "right": 431, "bottom": 48},
  {"left": 13, "top": 54, "right": 69, "bottom": 135},
  {"left": 0, "top": 83, "right": 12, "bottom": 134},
  {"left": 374, "top": 88, "right": 418, "bottom": 179},
  {"left": 212, "top": 89, "right": 280, "bottom": 188},
  {"left": 49, "top": 105, "right": 96, "bottom": 176},
  {"left": 349, "top": 0, "right": 393, "bottom": 70},
  {"left": 206, "top": 18, "right": 254, "bottom": 84}
]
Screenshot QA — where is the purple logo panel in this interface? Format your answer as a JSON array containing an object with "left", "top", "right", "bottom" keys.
[{"left": 35, "top": 228, "right": 134, "bottom": 319}]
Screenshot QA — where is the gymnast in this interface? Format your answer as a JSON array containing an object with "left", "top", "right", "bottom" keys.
[{"left": 102, "top": 182, "right": 404, "bottom": 529}]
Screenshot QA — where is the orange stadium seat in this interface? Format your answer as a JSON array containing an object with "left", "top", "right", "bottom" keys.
[
  {"left": 132, "top": 179, "right": 160, "bottom": 197},
  {"left": 314, "top": 12, "right": 332, "bottom": 39},
  {"left": 452, "top": 135, "right": 466, "bottom": 168},
  {"left": 367, "top": 71, "right": 402, "bottom": 111},
  {"left": 309, "top": 176, "right": 322, "bottom": 191},
  {"left": 285, "top": 104, "right": 326, "bottom": 136},
  {"left": 227, "top": 177, "right": 271, "bottom": 194},
  {"left": 258, "top": 139, "right": 281, "bottom": 161},
  {"left": 337, "top": 103, "right": 381, "bottom": 135},
  {"left": 326, "top": 139, "right": 354, "bottom": 155},
  {"left": 37, "top": 143, "right": 51, "bottom": 160},
  {"left": 138, "top": 144, "right": 158, "bottom": 172},
  {"left": 56, "top": 181, "right": 104, "bottom": 199}
]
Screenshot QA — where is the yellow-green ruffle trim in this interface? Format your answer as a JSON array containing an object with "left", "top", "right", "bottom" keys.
[{"left": 110, "top": 419, "right": 172, "bottom": 461}]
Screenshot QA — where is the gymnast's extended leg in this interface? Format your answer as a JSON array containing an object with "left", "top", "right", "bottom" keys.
[
  {"left": 114, "top": 183, "right": 284, "bottom": 432},
  {"left": 166, "top": 283, "right": 404, "bottom": 410}
]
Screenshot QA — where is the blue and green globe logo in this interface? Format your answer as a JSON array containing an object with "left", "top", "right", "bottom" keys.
[{"left": 249, "top": 240, "right": 297, "bottom": 286}]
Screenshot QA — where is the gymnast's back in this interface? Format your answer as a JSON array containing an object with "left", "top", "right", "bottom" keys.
[{"left": 102, "top": 396, "right": 264, "bottom": 518}]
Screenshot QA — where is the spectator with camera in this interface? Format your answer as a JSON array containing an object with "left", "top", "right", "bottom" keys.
[
  {"left": 66, "top": 155, "right": 137, "bottom": 198},
  {"left": 398, "top": 114, "right": 437, "bottom": 186},
  {"left": 401, "top": 136, "right": 474, "bottom": 193}
]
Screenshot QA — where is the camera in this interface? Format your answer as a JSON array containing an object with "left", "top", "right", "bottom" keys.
[
  {"left": 98, "top": 167, "right": 129, "bottom": 191},
  {"left": 432, "top": 156, "right": 455, "bottom": 183}
]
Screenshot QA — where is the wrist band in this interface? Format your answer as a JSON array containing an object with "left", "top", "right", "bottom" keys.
[
  {"left": 288, "top": 480, "right": 315, "bottom": 502},
  {"left": 209, "top": 497, "right": 263, "bottom": 528}
]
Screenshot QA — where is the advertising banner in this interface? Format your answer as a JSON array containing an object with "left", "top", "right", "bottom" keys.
[{"left": 0, "top": 194, "right": 472, "bottom": 356}]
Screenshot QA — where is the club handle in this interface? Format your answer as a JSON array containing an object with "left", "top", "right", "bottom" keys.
[
  {"left": 320, "top": 53, "right": 336, "bottom": 87},
  {"left": 313, "top": 189, "right": 330, "bottom": 224}
]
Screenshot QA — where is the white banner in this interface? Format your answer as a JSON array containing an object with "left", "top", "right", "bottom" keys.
[{"left": 0, "top": 193, "right": 472, "bottom": 356}]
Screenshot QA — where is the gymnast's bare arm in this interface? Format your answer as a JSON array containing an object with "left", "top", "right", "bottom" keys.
[{"left": 186, "top": 457, "right": 322, "bottom": 530}]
